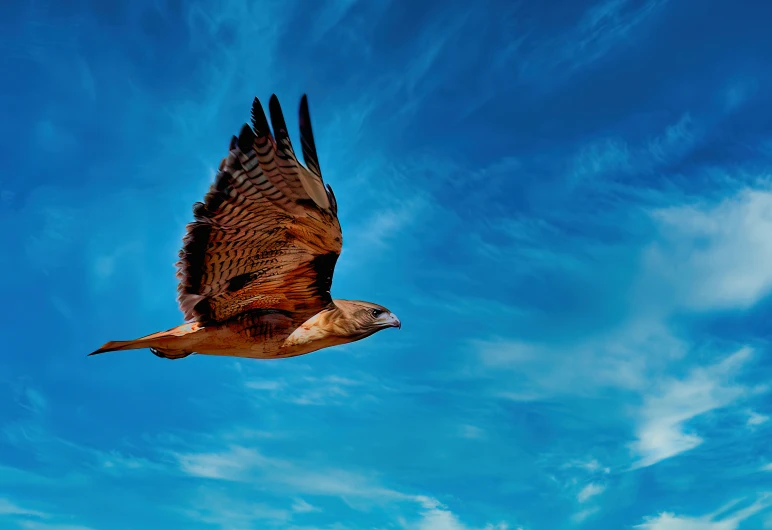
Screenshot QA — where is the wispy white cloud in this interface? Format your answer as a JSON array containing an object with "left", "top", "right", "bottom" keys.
[
  {"left": 577, "top": 482, "right": 605, "bottom": 503},
  {"left": 15, "top": 386, "right": 47, "bottom": 415},
  {"left": 518, "top": 0, "right": 671, "bottom": 85},
  {"left": 0, "top": 497, "right": 94, "bottom": 530},
  {"left": 172, "top": 439, "right": 508, "bottom": 528},
  {"left": 642, "top": 186, "right": 772, "bottom": 312},
  {"left": 636, "top": 494, "right": 772, "bottom": 530},
  {"left": 647, "top": 113, "right": 701, "bottom": 165},
  {"left": 173, "top": 443, "right": 414, "bottom": 505},
  {"left": 345, "top": 193, "right": 431, "bottom": 252},
  {"left": 474, "top": 320, "right": 686, "bottom": 400},
  {"left": 572, "top": 482, "right": 605, "bottom": 524},
  {"left": 179, "top": 488, "right": 292, "bottom": 530},
  {"left": 565, "top": 112, "right": 702, "bottom": 195},
  {"left": 400, "top": 496, "right": 510, "bottom": 530},
  {"left": 459, "top": 424, "right": 486, "bottom": 440},
  {"left": 572, "top": 507, "right": 600, "bottom": 524},
  {"left": 746, "top": 410, "right": 768, "bottom": 428},
  {"left": 174, "top": 445, "right": 271, "bottom": 482},
  {"left": 0, "top": 498, "right": 48, "bottom": 518},
  {"left": 94, "top": 450, "right": 166, "bottom": 476},
  {"left": 244, "top": 379, "right": 285, "bottom": 392},
  {"left": 244, "top": 374, "right": 367, "bottom": 406},
  {"left": 14, "top": 523, "right": 94, "bottom": 530},
  {"left": 291, "top": 498, "right": 321, "bottom": 514},
  {"left": 630, "top": 347, "right": 761, "bottom": 468}
]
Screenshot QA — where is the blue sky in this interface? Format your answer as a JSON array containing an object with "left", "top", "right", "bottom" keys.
[{"left": 2, "top": 0, "right": 772, "bottom": 528}]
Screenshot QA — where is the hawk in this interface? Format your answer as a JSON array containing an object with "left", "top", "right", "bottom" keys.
[{"left": 90, "top": 95, "right": 400, "bottom": 360}]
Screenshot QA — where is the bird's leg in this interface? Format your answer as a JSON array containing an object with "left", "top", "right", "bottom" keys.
[{"left": 149, "top": 347, "right": 193, "bottom": 360}]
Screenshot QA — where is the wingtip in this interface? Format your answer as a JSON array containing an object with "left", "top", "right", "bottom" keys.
[
  {"left": 251, "top": 97, "right": 271, "bottom": 135},
  {"left": 299, "top": 94, "right": 311, "bottom": 123},
  {"left": 237, "top": 123, "right": 255, "bottom": 152},
  {"left": 269, "top": 94, "right": 281, "bottom": 115},
  {"left": 268, "top": 94, "right": 289, "bottom": 141},
  {"left": 268, "top": 94, "right": 285, "bottom": 117}
]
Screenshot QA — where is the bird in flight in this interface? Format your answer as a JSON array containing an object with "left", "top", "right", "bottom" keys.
[{"left": 90, "top": 94, "right": 401, "bottom": 360}]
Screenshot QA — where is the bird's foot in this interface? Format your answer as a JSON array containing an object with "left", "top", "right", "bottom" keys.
[{"left": 149, "top": 347, "right": 193, "bottom": 360}]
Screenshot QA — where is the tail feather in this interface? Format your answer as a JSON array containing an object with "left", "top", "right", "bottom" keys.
[
  {"left": 88, "top": 339, "right": 148, "bottom": 356},
  {"left": 88, "top": 323, "right": 203, "bottom": 358}
]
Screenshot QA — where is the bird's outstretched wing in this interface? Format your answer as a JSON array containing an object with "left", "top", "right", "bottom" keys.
[{"left": 175, "top": 95, "right": 342, "bottom": 325}]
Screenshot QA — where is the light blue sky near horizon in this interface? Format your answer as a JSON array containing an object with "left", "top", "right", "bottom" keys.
[{"left": 2, "top": 0, "right": 772, "bottom": 528}]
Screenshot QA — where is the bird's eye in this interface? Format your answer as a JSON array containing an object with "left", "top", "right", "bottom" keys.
[{"left": 371, "top": 309, "right": 384, "bottom": 318}]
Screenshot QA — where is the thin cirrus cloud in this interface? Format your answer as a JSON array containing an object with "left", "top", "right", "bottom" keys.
[
  {"left": 635, "top": 494, "right": 772, "bottom": 530},
  {"left": 629, "top": 347, "right": 762, "bottom": 469},
  {"left": 2, "top": 0, "right": 772, "bottom": 529}
]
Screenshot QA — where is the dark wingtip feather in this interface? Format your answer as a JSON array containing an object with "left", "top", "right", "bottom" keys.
[
  {"left": 237, "top": 124, "right": 255, "bottom": 152},
  {"left": 298, "top": 94, "right": 321, "bottom": 176},
  {"left": 268, "top": 94, "right": 290, "bottom": 141},
  {"left": 251, "top": 97, "right": 272, "bottom": 137}
]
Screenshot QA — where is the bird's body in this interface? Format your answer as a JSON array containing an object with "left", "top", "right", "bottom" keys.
[{"left": 90, "top": 95, "right": 400, "bottom": 361}]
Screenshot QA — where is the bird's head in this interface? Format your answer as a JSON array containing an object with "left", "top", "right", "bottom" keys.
[{"left": 329, "top": 299, "right": 401, "bottom": 341}]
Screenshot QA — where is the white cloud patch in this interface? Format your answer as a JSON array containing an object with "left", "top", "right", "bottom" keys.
[
  {"left": 577, "top": 483, "right": 605, "bottom": 503},
  {"left": 245, "top": 379, "right": 284, "bottom": 392},
  {"left": 14, "top": 523, "right": 95, "bottom": 530},
  {"left": 174, "top": 444, "right": 413, "bottom": 504},
  {"left": 475, "top": 320, "right": 687, "bottom": 400},
  {"left": 631, "top": 347, "right": 761, "bottom": 468},
  {"left": 291, "top": 498, "right": 321, "bottom": 514},
  {"left": 636, "top": 494, "right": 772, "bottom": 530},
  {"left": 0, "top": 497, "right": 93, "bottom": 530},
  {"left": 644, "top": 187, "right": 772, "bottom": 312},
  {"left": 746, "top": 410, "right": 768, "bottom": 427},
  {"left": 179, "top": 487, "right": 291, "bottom": 530},
  {"left": 173, "top": 443, "right": 508, "bottom": 528},
  {"left": 244, "top": 374, "right": 365, "bottom": 406},
  {"left": 647, "top": 113, "right": 700, "bottom": 165},
  {"left": 459, "top": 425, "right": 486, "bottom": 440},
  {"left": 175, "top": 445, "right": 272, "bottom": 482},
  {"left": 572, "top": 507, "right": 600, "bottom": 524},
  {"left": 17, "top": 386, "right": 48, "bottom": 415},
  {"left": 0, "top": 498, "right": 48, "bottom": 518},
  {"left": 402, "top": 496, "right": 510, "bottom": 530}
]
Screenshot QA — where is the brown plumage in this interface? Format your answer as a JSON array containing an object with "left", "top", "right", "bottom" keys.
[{"left": 89, "top": 95, "right": 400, "bottom": 360}]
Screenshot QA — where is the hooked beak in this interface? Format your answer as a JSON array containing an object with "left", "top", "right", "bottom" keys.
[{"left": 386, "top": 313, "right": 401, "bottom": 329}]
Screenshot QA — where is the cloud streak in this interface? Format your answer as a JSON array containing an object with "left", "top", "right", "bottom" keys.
[{"left": 630, "top": 347, "right": 761, "bottom": 468}]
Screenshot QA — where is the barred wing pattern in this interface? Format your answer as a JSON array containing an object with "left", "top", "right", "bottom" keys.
[{"left": 175, "top": 95, "right": 342, "bottom": 325}]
